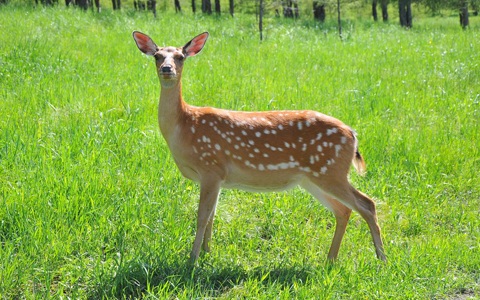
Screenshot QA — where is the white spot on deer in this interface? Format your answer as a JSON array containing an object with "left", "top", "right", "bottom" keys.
[
  {"left": 289, "top": 121, "right": 294, "bottom": 126},
  {"left": 310, "top": 139, "right": 315, "bottom": 145},
  {"left": 292, "top": 143, "right": 296, "bottom": 149},
  {"left": 278, "top": 124, "right": 284, "bottom": 130},
  {"left": 297, "top": 122, "right": 303, "bottom": 130},
  {"left": 245, "top": 160, "right": 251, "bottom": 166},
  {"left": 271, "top": 146, "right": 277, "bottom": 151},
  {"left": 249, "top": 126, "right": 254, "bottom": 130},
  {"left": 316, "top": 133, "right": 322, "bottom": 140},
  {"left": 255, "top": 132, "right": 261, "bottom": 137},
  {"left": 329, "top": 142, "right": 333, "bottom": 147},
  {"left": 327, "top": 128, "right": 338, "bottom": 136},
  {"left": 202, "top": 119, "right": 206, "bottom": 124},
  {"left": 313, "top": 172, "right": 319, "bottom": 177},
  {"left": 315, "top": 155, "right": 319, "bottom": 161},
  {"left": 258, "top": 164, "right": 265, "bottom": 171},
  {"left": 193, "top": 146, "right": 198, "bottom": 154},
  {"left": 248, "top": 140, "right": 255, "bottom": 145},
  {"left": 341, "top": 136, "right": 347, "bottom": 144},
  {"left": 197, "top": 139, "right": 201, "bottom": 143},
  {"left": 235, "top": 136, "right": 241, "bottom": 141},
  {"left": 288, "top": 161, "right": 298, "bottom": 168},
  {"left": 265, "top": 143, "right": 270, "bottom": 148},
  {"left": 289, "top": 156, "right": 295, "bottom": 161},
  {"left": 242, "top": 130, "right": 247, "bottom": 136},
  {"left": 305, "top": 121, "right": 311, "bottom": 127},
  {"left": 279, "top": 162, "right": 289, "bottom": 170},
  {"left": 317, "top": 145, "right": 323, "bottom": 152},
  {"left": 225, "top": 150, "right": 231, "bottom": 156},
  {"left": 202, "top": 136, "right": 209, "bottom": 143},
  {"left": 320, "top": 166, "right": 327, "bottom": 174},
  {"left": 249, "top": 153, "right": 254, "bottom": 158},
  {"left": 205, "top": 161, "right": 210, "bottom": 165},
  {"left": 254, "top": 148, "right": 260, "bottom": 153},
  {"left": 278, "top": 148, "right": 283, "bottom": 152},
  {"left": 264, "top": 129, "right": 270, "bottom": 134},
  {"left": 310, "top": 156, "right": 315, "bottom": 164},
  {"left": 240, "top": 142, "right": 245, "bottom": 147},
  {"left": 302, "top": 144, "right": 307, "bottom": 151},
  {"left": 323, "top": 142, "right": 328, "bottom": 147},
  {"left": 298, "top": 137, "right": 303, "bottom": 142},
  {"left": 202, "top": 152, "right": 211, "bottom": 157},
  {"left": 234, "top": 145, "right": 240, "bottom": 150},
  {"left": 335, "top": 145, "right": 341, "bottom": 156},
  {"left": 191, "top": 126, "right": 195, "bottom": 133},
  {"left": 226, "top": 137, "right": 232, "bottom": 143},
  {"left": 263, "top": 153, "right": 269, "bottom": 158},
  {"left": 215, "top": 144, "right": 221, "bottom": 150},
  {"left": 300, "top": 166, "right": 311, "bottom": 172},
  {"left": 267, "top": 164, "right": 278, "bottom": 170},
  {"left": 252, "top": 117, "right": 257, "bottom": 121},
  {"left": 209, "top": 122, "right": 214, "bottom": 126}
]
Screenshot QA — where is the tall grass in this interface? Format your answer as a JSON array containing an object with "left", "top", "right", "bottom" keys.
[{"left": 0, "top": 5, "right": 479, "bottom": 298}]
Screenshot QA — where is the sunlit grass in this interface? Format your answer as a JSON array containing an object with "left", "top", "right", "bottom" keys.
[{"left": 0, "top": 5, "right": 479, "bottom": 299}]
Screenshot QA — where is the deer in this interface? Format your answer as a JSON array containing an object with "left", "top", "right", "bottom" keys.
[{"left": 132, "top": 31, "right": 387, "bottom": 263}]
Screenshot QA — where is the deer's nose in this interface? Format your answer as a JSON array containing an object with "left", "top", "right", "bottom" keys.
[{"left": 161, "top": 65, "right": 173, "bottom": 73}]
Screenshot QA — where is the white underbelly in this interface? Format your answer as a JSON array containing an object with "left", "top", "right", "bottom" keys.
[{"left": 221, "top": 164, "right": 305, "bottom": 193}]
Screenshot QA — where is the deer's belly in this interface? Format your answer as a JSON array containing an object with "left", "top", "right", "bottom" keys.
[{"left": 221, "top": 165, "right": 305, "bottom": 193}]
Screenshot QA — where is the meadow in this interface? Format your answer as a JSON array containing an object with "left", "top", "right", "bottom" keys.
[{"left": 0, "top": 4, "right": 479, "bottom": 298}]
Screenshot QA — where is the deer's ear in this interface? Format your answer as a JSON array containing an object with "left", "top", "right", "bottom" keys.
[
  {"left": 132, "top": 31, "right": 159, "bottom": 56},
  {"left": 182, "top": 32, "right": 209, "bottom": 58}
]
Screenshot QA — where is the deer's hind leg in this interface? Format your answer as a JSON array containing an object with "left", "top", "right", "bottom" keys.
[
  {"left": 308, "top": 177, "right": 386, "bottom": 262},
  {"left": 300, "top": 179, "right": 352, "bottom": 262}
]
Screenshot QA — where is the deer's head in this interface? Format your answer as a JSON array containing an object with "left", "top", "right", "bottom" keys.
[{"left": 133, "top": 31, "right": 209, "bottom": 88}]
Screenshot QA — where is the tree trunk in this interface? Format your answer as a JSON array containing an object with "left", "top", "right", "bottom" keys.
[
  {"left": 78, "top": 0, "right": 88, "bottom": 10},
  {"left": 313, "top": 2, "right": 326, "bottom": 22},
  {"left": 406, "top": 0, "right": 412, "bottom": 27},
  {"left": 94, "top": 0, "right": 100, "bottom": 12},
  {"left": 337, "top": 0, "right": 342, "bottom": 38},
  {"left": 283, "top": 0, "right": 293, "bottom": 18},
  {"left": 229, "top": 0, "right": 233, "bottom": 16},
  {"left": 215, "top": 0, "right": 220, "bottom": 13},
  {"left": 460, "top": 0, "right": 469, "bottom": 28},
  {"left": 175, "top": 0, "right": 181, "bottom": 12},
  {"left": 381, "top": 0, "right": 388, "bottom": 21},
  {"left": 372, "top": 0, "right": 378, "bottom": 21},
  {"left": 202, "top": 0, "right": 211, "bottom": 14},
  {"left": 399, "top": 0, "right": 411, "bottom": 28},
  {"left": 294, "top": 1, "right": 299, "bottom": 18},
  {"left": 151, "top": 0, "right": 157, "bottom": 18},
  {"left": 192, "top": 0, "right": 196, "bottom": 13},
  {"left": 259, "top": 0, "right": 263, "bottom": 40},
  {"left": 65, "top": 0, "right": 72, "bottom": 6},
  {"left": 112, "top": 0, "right": 116, "bottom": 9}
]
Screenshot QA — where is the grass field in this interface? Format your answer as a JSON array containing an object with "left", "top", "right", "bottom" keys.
[{"left": 1, "top": 4, "right": 479, "bottom": 299}]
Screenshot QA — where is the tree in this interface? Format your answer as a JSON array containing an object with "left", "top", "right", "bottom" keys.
[
  {"left": 202, "top": 0, "right": 212, "bottom": 13},
  {"left": 380, "top": 0, "right": 388, "bottom": 21},
  {"left": 459, "top": 0, "right": 469, "bottom": 28},
  {"left": 112, "top": 0, "right": 120, "bottom": 10},
  {"left": 192, "top": 0, "right": 196, "bottom": 13},
  {"left": 215, "top": 0, "right": 220, "bottom": 13},
  {"left": 230, "top": 0, "right": 234, "bottom": 16},
  {"left": 398, "top": 0, "right": 412, "bottom": 28},
  {"left": 175, "top": 0, "right": 181, "bottom": 12},
  {"left": 313, "top": 1, "right": 326, "bottom": 22},
  {"left": 372, "top": 0, "right": 378, "bottom": 21}
]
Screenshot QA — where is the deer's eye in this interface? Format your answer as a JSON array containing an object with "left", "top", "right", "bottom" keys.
[
  {"left": 155, "top": 54, "right": 164, "bottom": 61},
  {"left": 175, "top": 55, "right": 185, "bottom": 61}
]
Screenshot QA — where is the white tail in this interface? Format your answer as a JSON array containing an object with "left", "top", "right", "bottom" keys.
[{"left": 132, "top": 31, "right": 386, "bottom": 263}]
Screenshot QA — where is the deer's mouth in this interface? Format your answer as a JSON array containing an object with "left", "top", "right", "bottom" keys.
[{"left": 160, "top": 72, "right": 176, "bottom": 79}]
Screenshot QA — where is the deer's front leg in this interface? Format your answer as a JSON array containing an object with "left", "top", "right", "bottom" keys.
[
  {"left": 189, "top": 176, "right": 221, "bottom": 264},
  {"left": 202, "top": 208, "right": 216, "bottom": 252}
]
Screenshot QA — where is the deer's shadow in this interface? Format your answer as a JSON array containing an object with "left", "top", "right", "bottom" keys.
[{"left": 92, "top": 254, "right": 329, "bottom": 298}]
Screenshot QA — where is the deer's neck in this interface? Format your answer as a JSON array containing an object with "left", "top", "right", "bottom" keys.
[{"left": 158, "top": 81, "right": 189, "bottom": 143}]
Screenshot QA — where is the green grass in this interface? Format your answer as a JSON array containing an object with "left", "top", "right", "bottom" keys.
[{"left": 1, "top": 4, "right": 479, "bottom": 299}]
